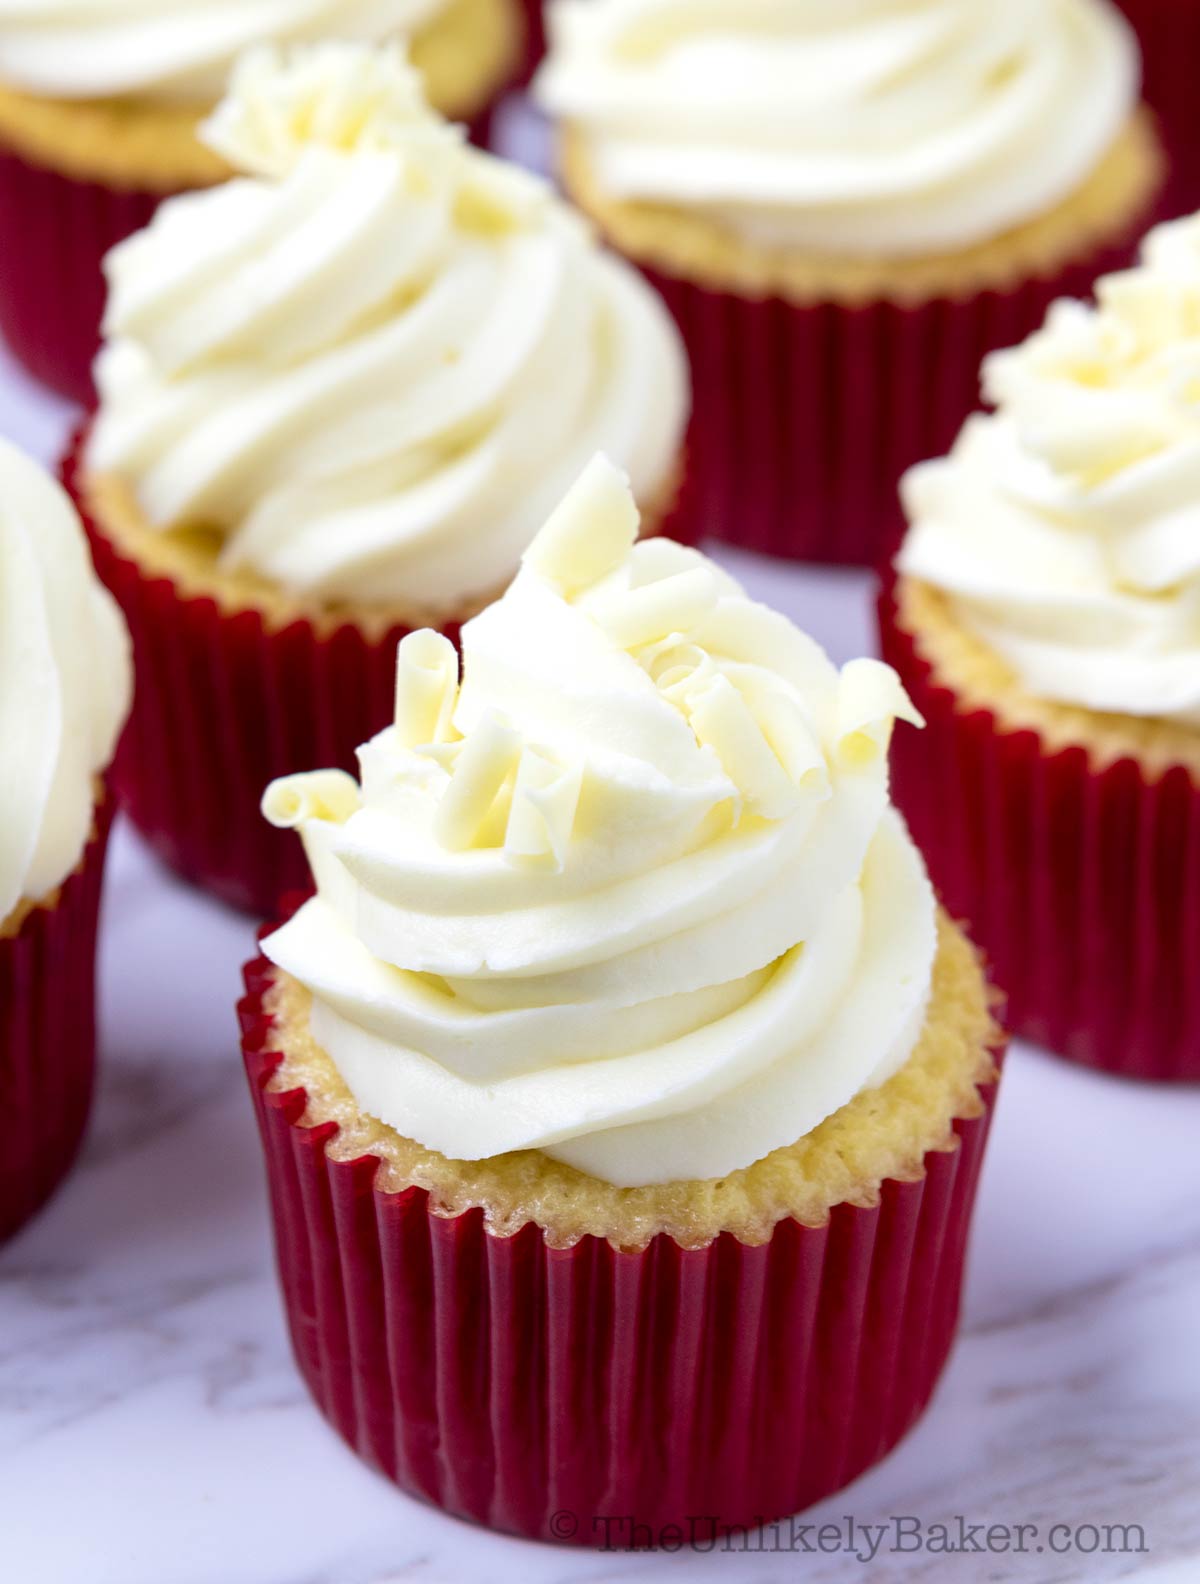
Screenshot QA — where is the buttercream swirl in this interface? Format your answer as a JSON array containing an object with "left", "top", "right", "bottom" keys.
[
  {"left": 262, "top": 457, "right": 934, "bottom": 1187},
  {"left": 0, "top": 0, "right": 450, "bottom": 105},
  {"left": 87, "top": 44, "right": 688, "bottom": 613},
  {"left": 535, "top": 0, "right": 1138, "bottom": 256},
  {"left": 0, "top": 439, "right": 131, "bottom": 921},
  {"left": 899, "top": 214, "right": 1200, "bottom": 725}
]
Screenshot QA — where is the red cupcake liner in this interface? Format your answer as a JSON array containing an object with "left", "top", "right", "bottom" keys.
[
  {"left": 62, "top": 433, "right": 447, "bottom": 918},
  {"left": 0, "top": 146, "right": 165, "bottom": 406},
  {"left": 644, "top": 220, "right": 1156, "bottom": 567},
  {"left": 879, "top": 589, "right": 1200, "bottom": 1082},
  {"left": 516, "top": 0, "right": 547, "bottom": 85},
  {"left": 1115, "top": 2, "right": 1200, "bottom": 217},
  {"left": 239, "top": 947, "right": 1003, "bottom": 1542},
  {"left": 65, "top": 428, "right": 693, "bottom": 918},
  {"left": 0, "top": 798, "right": 114, "bottom": 1244}
]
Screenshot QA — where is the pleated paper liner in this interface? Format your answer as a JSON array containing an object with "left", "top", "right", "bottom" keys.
[
  {"left": 65, "top": 429, "right": 694, "bottom": 919},
  {"left": 0, "top": 147, "right": 163, "bottom": 405},
  {"left": 62, "top": 434, "right": 453, "bottom": 918},
  {"left": 648, "top": 232, "right": 1158, "bottom": 568},
  {"left": 1115, "top": 0, "right": 1200, "bottom": 218},
  {"left": 516, "top": 0, "right": 547, "bottom": 85},
  {"left": 240, "top": 950, "right": 1004, "bottom": 1543},
  {"left": 0, "top": 798, "right": 114, "bottom": 1244},
  {"left": 879, "top": 589, "right": 1200, "bottom": 1082}
]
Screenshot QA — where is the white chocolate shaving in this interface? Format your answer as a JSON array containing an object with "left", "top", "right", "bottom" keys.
[
  {"left": 262, "top": 769, "right": 361, "bottom": 829},
  {"left": 523, "top": 454, "right": 639, "bottom": 595},
  {"left": 503, "top": 748, "right": 584, "bottom": 871},
  {"left": 433, "top": 710, "right": 522, "bottom": 851},
  {"left": 836, "top": 659, "right": 925, "bottom": 769},
  {"left": 394, "top": 629, "right": 459, "bottom": 749}
]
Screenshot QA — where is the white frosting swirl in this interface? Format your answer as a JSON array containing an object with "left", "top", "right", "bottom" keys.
[
  {"left": 536, "top": 0, "right": 1138, "bottom": 255},
  {"left": 0, "top": 440, "right": 131, "bottom": 921},
  {"left": 0, "top": 0, "right": 450, "bottom": 104},
  {"left": 262, "top": 458, "right": 934, "bottom": 1187},
  {"left": 87, "top": 45, "right": 688, "bottom": 613},
  {"left": 900, "top": 215, "right": 1200, "bottom": 725}
]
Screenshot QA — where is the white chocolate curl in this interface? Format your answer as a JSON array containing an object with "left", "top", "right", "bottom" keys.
[
  {"left": 262, "top": 769, "right": 361, "bottom": 829},
  {"left": 394, "top": 630, "right": 460, "bottom": 749},
  {"left": 262, "top": 457, "right": 936, "bottom": 1187},
  {"left": 202, "top": 43, "right": 459, "bottom": 179}
]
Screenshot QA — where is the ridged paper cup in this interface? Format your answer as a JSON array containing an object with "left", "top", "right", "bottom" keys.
[
  {"left": 239, "top": 940, "right": 1004, "bottom": 1543},
  {"left": 880, "top": 586, "right": 1200, "bottom": 1082},
  {"left": 0, "top": 148, "right": 166, "bottom": 405},
  {"left": 0, "top": 799, "right": 114, "bottom": 1244},
  {"left": 516, "top": 0, "right": 547, "bottom": 84},
  {"left": 1115, "top": 0, "right": 1200, "bottom": 216}
]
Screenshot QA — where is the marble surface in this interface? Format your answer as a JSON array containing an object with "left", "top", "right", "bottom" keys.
[{"left": 2, "top": 200, "right": 1200, "bottom": 1584}]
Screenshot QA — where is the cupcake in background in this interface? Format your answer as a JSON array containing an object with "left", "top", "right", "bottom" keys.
[
  {"left": 881, "top": 214, "right": 1200, "bottom": 1082},
  {"left": 71, "top": 43, "right": 689, "bottom": 918},
  {"left": 0, "top": 440, "right": 131, "bottom": 1243},
  {"left": 0, "top": 0, "right": 528, "bottom": 405},
  {"left": 536, "top": 0, "right": 1163, "bottom": 566},
  {"left": 240, "top": 455, "right": 1004, "bottom": 1540},
  {"left": 1114, "top": 0, "right": 1200, "bottom": 217}
]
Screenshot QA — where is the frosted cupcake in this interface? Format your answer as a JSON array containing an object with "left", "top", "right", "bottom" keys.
[
  {"left": 536, "top": 0, "right": 1163, "bottom": 565},
  {"left": 0, "top": 0, "right": 527, "bottom": 403},
  {"left": 70, "top": 44, "right": 688, "bottom": 919},
  {"left": 0, "top": 440, "right": 131, "bottom": 1242},
  {"left": 240, "top": 456, "right": 1004, "bottom": 1539},
  {"left": 882, "top": 215, "right": 1200, "bottom": 1081}
]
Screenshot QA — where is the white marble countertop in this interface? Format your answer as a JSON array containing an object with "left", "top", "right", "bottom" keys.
[{"left": 2, "top": 185, "right": 1199, "bottom": 1584}]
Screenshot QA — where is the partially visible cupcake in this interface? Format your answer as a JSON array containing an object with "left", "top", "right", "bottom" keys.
[
  {"left": 0, "top": 439, "right": 131, "bottom": 1242},
  {"left": 71, "top": 43, "right": 689, "bottom": 918},
  {"left": 240, "top": 455, "right": 1004, "bottom": 1540},
  {"left": 0, "top": 0, "right": 527, "bottom": 403},
  {"left": 536, "top": 0, "right": 1163, "bottom": 565},
  {"left": 1114, "top": 1, "right": 1200, "bottom": 217},
  {"left": 881, "top": 214, "right": 1200, "bottom": 1081}
]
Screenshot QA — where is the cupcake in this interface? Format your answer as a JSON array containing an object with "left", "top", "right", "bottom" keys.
[
  {"left": 1114, "top": 1, "right": 1200, "bottom": 217},
  {"left": 535, "top": 0, "right": 1164, "bottom": 566},
  {"left": 0, "top": 0, "right": 527, "bottom": 404},
  {"left": 0, "top": 440, "right": 131, "bottom": 1243},
  {"left": 240, "top": 456, "right": 1004, "bottom": 1539},
  {"left": 881, "top": 215, "right": 1200, "bottom": 1082},
  {"left": 70, "top": 44, "right": 689, "bottom": 919}
]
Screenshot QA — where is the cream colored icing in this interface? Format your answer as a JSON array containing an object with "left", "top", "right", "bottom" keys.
[
  {"left": 0, "top": 439, "right": 131, "bottom": 921},
  {"left": 87, "top": 44, "right": 688, "bottom": 614},
  {"left": 262, "top": 457, "right": 935, "bottom": 1187},
  {"left": 535, "top": 0, "right": 1138, "bottom": 256},
  {"left": 0, "top": 0, "right": 450, "bottom": 104},
  {"left": 900, "top": 214, "right": 1200, "bottom": 725}
]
